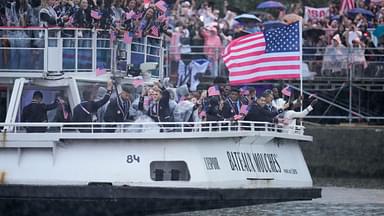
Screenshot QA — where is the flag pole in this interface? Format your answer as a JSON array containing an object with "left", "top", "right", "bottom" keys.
[{"left": 299, "top": 20, "right": 303, "bottom": 125}]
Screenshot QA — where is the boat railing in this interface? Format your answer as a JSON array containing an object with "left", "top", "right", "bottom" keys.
[
  {"left": 0, "top": 27, "right": 164, "bottom": 78},
  {"left": 0, "top": 121, "right": 305, "bottom": 136}
]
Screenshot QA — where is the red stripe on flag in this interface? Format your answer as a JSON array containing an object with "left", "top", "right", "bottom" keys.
[
  {"left": 226, "top": 42, "right": 266, "bottom": 53},
  {"left": 224, "top": 50, "right": 266, "bottom": 65},
  {"left": 223, "top": 34, "right": 264, "bottom": 54},
  {"left": 230, "top": 74, "right": 300, "bottom": 85},
  {"left": 340, "top": 0, "right": 355, "bottom": 13},
  {"left": 227, "top": 56, "right": 300, "bottom": 69},
  {"left": 236, "top": 35, "right": 265, "bottom": 44},
  {"left": 229, "top": 65, "right": 301, "bottom": 76}
]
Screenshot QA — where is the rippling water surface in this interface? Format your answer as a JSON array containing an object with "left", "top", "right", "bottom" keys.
[{"left": 160, "top": 186, "right": 384, "bottom": 216}]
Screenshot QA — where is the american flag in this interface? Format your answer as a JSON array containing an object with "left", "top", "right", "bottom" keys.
[
  {"left": 123, "top": 31, "right": 133, "bottom": 44},
  {"left": 133, "top": 12, "right": 143, "bottom": 20},
  {"left": 151, "top": 25, "right": 159, "bottom": 37},
  {"left": 223, "top": 21, "right": 301, "bottom": 85},
  {"left": 340, "top": 0, "right": 355, "bottom": 13},
  {"left": 155, "top": 0, "right": 168, "bottom": 13},
  {"left": 240, "top": 105, "right": 248, "bottom": 115},
  {"left": 281, "top": 86, "right": 292, "bottom": 97},
  {"left": 125, "top": 11, "right": 135, "bottom": 20},
  {"left": 67, "top": 16, "right": 74, "bottom": 26},
  {"left": 208, "top": 85, "right": 220, "bottom": 96},
  {"left": 90, "top": 10, "right": 102, "bottom": 20}
]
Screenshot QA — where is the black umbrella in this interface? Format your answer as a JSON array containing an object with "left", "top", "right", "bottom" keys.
[{"left": 348, "top": 8, "right": 374, "bottom": 19}]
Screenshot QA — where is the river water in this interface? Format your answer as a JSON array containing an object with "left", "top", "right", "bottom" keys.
[{"left": 161, "top": 179, "right": 384, "bottom": 216}]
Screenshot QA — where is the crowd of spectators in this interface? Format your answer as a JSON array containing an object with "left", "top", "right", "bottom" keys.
[{"left": 297, "top": 1, "right": 384, "bottom": 77}]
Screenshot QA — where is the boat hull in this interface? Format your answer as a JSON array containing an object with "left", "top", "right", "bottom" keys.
[
  {"left": 0, "top": 185, "right": 321, "bottom": 215},
  {"left": 0, "top": 134, "right": 313, "bottom": 188},
  {"left": 0, "top": 127, "right": 320, "bottom": 214}
]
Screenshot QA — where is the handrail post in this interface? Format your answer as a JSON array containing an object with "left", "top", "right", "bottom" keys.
[
  {"left": 44, "top": 28, "right": 48, "bottom": 73},
  {"left": 75, "top": 29, "right": 79, "bottom": 73},
  {"left": 159, "top": 36, "right": 164, "bottom": 79},
  {"left": 92, "top": 29, "right": 97, "bottom": 74},
  {"left": 58, "top": 30, "right": 62, "bottom": 73},
  {"left": 144, "top": 36, "right": 148, "bottom": 63},
  {"left": 349, "top": 48, "right": 353, "bottom": 125},
  {"left": 215, "top": 47, "right": 220, "bottom": 77},
  {"left": 126, "top": 34, "right": 132, "bottom": 65}
]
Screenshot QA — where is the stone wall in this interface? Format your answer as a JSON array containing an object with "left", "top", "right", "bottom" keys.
[{"left": 300, "top": 126, "right": 384, "bottom": 178}]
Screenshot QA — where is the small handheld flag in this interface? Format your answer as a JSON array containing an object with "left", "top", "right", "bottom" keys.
[
  {"left": 281, "top": 86, "right": 292, "bottom": 97},
  {"left": 125, "top": 11, "right": 135, "bottom": 20},
  {"left": 123, "top": 31, "right": 133, "bottom": 44},
  {"left": 150, "top": 25, "right": 160, "bottom": 37},
  {"left": 155, "top": 0, "right": 168, "bottom": 13},
  {"left": 208, "top": 86, "right": 220, "bottom": 96},
  {"left": 91, "top": 10, "right": 102, "bottom": 20}
]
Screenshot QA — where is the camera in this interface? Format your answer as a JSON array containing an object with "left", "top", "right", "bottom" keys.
[
  {"left": 117, "top": 49, "right": 127, "bottom": 61},
  {"left": 126, "top": 64, "right": 141, "bottom": 77}
]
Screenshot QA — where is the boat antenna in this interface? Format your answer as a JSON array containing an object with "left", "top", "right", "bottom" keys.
[
  {"left": 110, "top": 31, "right": 126, "bottom": 111},
  {"left": 110, "top": 30, "right": 120, "bottom": 96}
]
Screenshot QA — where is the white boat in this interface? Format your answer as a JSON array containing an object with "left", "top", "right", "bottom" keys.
[{"left": 0, "top": 27, "right": 320, "bottom": 215}]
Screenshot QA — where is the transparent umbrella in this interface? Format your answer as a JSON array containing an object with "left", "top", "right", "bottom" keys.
[{"left": 234, "top": 14, "right": 262, "bottom": 23}]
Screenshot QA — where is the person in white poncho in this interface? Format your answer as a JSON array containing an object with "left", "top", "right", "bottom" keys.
[{"left": 279, "top": 98, "right": 318, "bottom": 133}]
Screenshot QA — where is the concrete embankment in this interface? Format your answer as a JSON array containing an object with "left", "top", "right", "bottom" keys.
[{"left": 300, "top": 125, "right": 384, "bottom": 178}]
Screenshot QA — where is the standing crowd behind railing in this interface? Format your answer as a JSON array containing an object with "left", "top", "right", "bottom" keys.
[{"left": 1, "top": 0, "right": 384, "bottom": 79}]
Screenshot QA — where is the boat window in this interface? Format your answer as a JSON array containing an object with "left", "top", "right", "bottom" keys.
[{"left": 150, "top": 161, "right": 190, "bottom": 181}]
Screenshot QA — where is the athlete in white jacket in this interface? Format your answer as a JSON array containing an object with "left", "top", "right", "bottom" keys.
[{"left": 279, "top": 99, "right": 318, "bottom": 133}]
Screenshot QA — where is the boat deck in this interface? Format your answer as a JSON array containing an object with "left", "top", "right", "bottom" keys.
[{"left": 0, "top": 121, "right": 312, "bottom": 145}]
